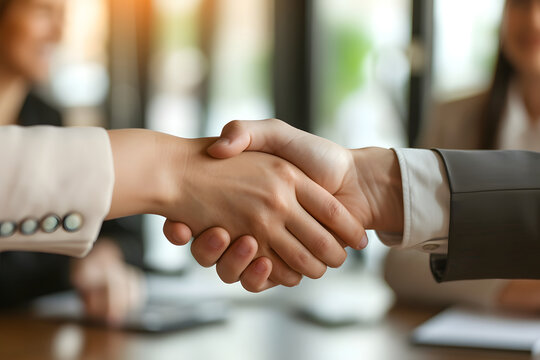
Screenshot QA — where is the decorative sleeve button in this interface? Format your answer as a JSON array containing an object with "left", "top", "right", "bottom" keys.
[
  {"left": 41, "top": 214, "right": 61, "bottom": 233},
  {"left": 63, "top": 213, "right": 83, "bottom": 232},
  {"left": 0, "top": 222, "right": 16, "bottom": 237},
  {"left": 20, "top": 218, "right": 39, "bottom": 235}
]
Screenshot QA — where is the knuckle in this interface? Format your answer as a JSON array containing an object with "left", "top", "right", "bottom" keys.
[
  {"left": 312, "top": 234, "right": 333, "bottom": 255},
  {"left": 226, "top": 119, "right": 244, "bottom": 132},
  {"left": 272, "top": 160, "right": 298, "bottom": 185},
  {"left": 311, "top": 235, "right": 346, "bottom": 269},
  {"left": 289, "top": 250, "right": 313, "bottom": 274},
  {"left": 250, "top": 211, "right": 272, "bottom": 233},
  {"left": 262, "top": 192, "right": 289, "bottom": 214},
  {"left": 325, "top": 198, "right": 344, "bottom": 222}
]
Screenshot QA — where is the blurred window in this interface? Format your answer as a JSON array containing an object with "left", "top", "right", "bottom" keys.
[
  {"left": 147, "top": 0, "right": 204, "bottom": 138},
  {"left": 312, "top": 0, "right": 411, "bottom": 150},
  {"left": 432, "top": 0, "right": 505, "bottom": 101},
  {"left": 204, "top": 0, "right": 274, "bottom": 136},
  {"left": 47, "top": 0, "right": 109, "bottom": 127}
]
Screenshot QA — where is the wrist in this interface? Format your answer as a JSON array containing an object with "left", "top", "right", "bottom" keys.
[
  {"left": 159, "top": 137, "right": 218, "bottom": 221},
  {"left": 351, "top": 147, "right": 404, "bottom": 232},
  {"left": 107, "top": 129, "right": 187, "bottom": 219}
]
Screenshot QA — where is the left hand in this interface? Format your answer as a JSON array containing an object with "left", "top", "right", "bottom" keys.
[
  {"left": 71, "top": 240, "right": 146, "bottom": 326},
  {"left": 163, "top": 223, "right": 271, "bottom": 292},
  {"left": 163, "top": 119, "right": 404, "bottom": 292}
]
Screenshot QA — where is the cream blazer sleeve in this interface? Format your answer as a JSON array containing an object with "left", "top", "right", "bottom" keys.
[{"left": 0, "top": 126, "right": 114, "bottom": 257}]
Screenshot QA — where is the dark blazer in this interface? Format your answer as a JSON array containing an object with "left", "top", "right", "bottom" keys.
[
  {"left": 0, "top": 93, "right": 143, "bottom": 307},
  {"left": 431, "top": 149, "right": 540, "bottom": 282}
]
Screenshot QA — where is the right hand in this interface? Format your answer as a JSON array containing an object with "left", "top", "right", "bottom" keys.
[
  {"left": 166, "top": 119, "right": 404, "bottom": 292},
  {"left": 161, "top": 137, "right": 366, "bottom": 287},
  {"left": 206, "top": 119, "right": 404, "bottom": 233}
]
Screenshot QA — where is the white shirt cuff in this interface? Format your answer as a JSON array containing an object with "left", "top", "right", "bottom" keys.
[{"left": 378, "top": 148, "right": 450, "bottom": 254}]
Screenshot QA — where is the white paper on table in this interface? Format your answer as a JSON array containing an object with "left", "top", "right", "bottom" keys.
[{"left": 412, "top": 306, "right": 540, "bottom": 353}]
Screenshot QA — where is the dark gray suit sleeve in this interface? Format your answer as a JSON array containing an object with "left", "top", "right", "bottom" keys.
[{"left": 430, "top": 149, "right": 540, "bottom": 282}]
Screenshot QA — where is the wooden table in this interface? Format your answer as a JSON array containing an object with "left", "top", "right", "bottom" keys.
[{"left": 0, "top": 303, "right": 530, "bottom": 360}]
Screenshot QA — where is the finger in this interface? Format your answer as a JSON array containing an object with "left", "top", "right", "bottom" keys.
[
  {"left": 191, "top": 227, "right": 231, "bottom": 267},
  {"left": 286, "top": 204, "right": 348, "bottom": 269},
  {"left": 239, "top": 257, "right": 277, "bottom": 293},
  {"left": 330, "top": 231, "right": 348, "bottom": 248},
  {"left": 296, "top": 178, "right": 367, "bottom": 251},
  {"left": 207, "top": 120, "right": 252, "bottom": 158},
  {"left": 257, "top": 244, "right": 302, "bottom": 287},
  {"left": 215, "top": 236, "right": 258, "bottom": 284},
  {"left": 163, "top": 220, "right": 193, "bottom": 246},
  {"left": 207, "top": 119, "right": 296, "bottom": 159},
  {"left": 266, "top": 228, "right": 327, "bottom": 280}
]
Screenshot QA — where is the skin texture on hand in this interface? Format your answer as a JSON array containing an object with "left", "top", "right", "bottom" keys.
[
  {"left": 165, "top": 137, "right": 365, "bottom": 286},
  {"left": 207, "top": 119, "right": 403, "bottom": 232},
  {"left": 107, "top": 129, "right": 364, "bottom": 288},
  {"left": 167, "top": 119, "right": 404, "bottom": 292}
]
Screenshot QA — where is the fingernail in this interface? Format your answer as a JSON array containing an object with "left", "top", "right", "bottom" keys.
[
  {"left": 358, "top": 234, "right": 369, "bottom": 250},
  {"left": 214, "top": 138, "right": 230, "bottom": 147},
  {"left": 208, "top": 236, "right": 223, "bottom": 251},
  {"left": 254, "top": 261, "right": 267, "bottom": 274},
  {"left": 236, "top": 242, "right": 252, "bottom": 257}
]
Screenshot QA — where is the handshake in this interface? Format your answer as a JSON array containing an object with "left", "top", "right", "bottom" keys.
[{"left": 109, "top": 119, "right": 405, "bottom": 293}]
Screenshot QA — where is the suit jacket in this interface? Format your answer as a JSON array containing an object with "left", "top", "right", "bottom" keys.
[
  {"left": 387, "top": 93, "right": 540, "bottom": 310},
  {"left": 0, "top": 94, "right": 114, "bottom": 306},
  {"left": 432, "top": 148, "right": 540, "bottom": 281},
  {"left": 423, "top": 94, "right": 540, "bottom": 281},
  {"left": 384, "top": 94, "right": 512, "bottom": 307}
]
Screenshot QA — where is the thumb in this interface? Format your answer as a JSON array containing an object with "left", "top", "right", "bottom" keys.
[{"left": 207, "top": 120, "right": 252, "bottom": 159}]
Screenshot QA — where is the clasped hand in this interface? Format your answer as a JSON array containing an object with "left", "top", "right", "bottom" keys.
[{"left": 162, "top": 120, "right": 403, "bottom": 292}]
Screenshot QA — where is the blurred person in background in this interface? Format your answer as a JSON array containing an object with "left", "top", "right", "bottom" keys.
[
  {"left": 384, "top": 0, "right": 540, "bottom": 313},
  {"left": 0, "top": 0, "right": 145, "bottom": 325}
]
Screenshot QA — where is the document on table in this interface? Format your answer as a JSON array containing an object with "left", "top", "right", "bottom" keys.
[{"left": 412, "top": 306, "right": 540, "bottom": 354}]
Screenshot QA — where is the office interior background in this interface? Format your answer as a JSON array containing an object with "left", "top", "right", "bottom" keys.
[
  {"left": 21, "top": 0, "right": 512, "bottom": 358},
  {"left": 39, "top": 0, "right": 504, "bottom": 270}
]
